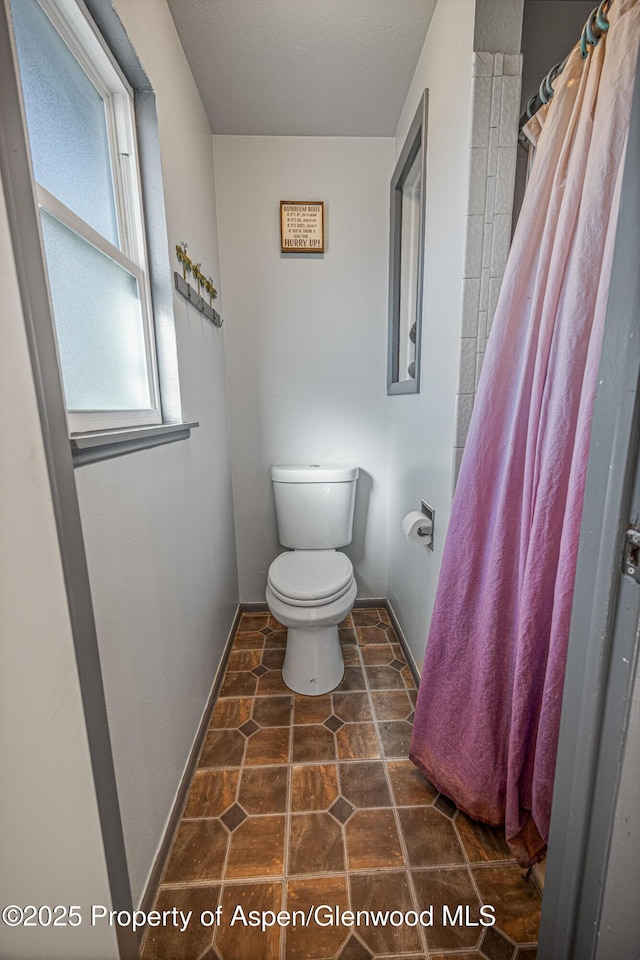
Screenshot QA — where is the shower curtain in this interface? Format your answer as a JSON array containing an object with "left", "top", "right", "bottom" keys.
[{"left": 409, "top": 0, "right": 640, "bottom": 867}]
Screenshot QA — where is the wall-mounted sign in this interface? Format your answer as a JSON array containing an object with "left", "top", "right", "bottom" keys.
[{"left": 280, "top": 201, "right": 325, "bottom": 253}]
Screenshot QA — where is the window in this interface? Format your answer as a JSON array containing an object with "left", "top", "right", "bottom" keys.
[{"left": 10, "top": 0, "right": 161, "bottom": 433}]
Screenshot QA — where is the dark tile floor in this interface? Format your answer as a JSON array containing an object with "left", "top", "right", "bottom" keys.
[{"left": 141, "top": 609, "right": 541, "bottom": 960}]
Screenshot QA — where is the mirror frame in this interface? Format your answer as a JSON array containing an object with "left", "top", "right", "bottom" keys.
[{"left": 387, "top": 89, "right": 428, "bottom": 395}]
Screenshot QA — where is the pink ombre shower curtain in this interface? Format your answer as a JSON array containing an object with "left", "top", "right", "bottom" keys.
[{"left": 409, "top": 0, "right": 640, "bottom": 866}]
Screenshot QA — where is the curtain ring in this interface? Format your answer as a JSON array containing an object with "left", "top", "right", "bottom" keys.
[
  {"left": 595, "top": 0, "right": 611, "bottom": 32},
  {"left": 586, "top": 10, "right": 599, "bottom": 46},
  {"left": 580, "top": 21, "right": 590, "bottom": 58},
  {"left": 539, "top": 76, "right": 550, "bottom": 104},
  {"left": 544, "top": 62, "right": 563, "bottom": 101},
  {"left": 543, "top": 71, "right": 554, "bottom": 101},
  {"left": 580, "top": 25, "right": 589, "bottom": 60},
  {"left": 525, "top": 94, "right": 538, "bottom": 120}
]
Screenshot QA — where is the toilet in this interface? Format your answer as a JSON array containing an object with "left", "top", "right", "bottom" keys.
[{"left": 265, "top": 464, "right": 359, "bottom": 696}]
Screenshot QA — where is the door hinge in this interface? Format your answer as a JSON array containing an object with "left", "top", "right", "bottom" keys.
[{"left": 623, "top": 525, "right": 640, "bottom": 582}]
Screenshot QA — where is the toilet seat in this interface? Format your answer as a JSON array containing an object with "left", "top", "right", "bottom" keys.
[{"left": 267, "top": 550, "right": 353, "bottom": 607}]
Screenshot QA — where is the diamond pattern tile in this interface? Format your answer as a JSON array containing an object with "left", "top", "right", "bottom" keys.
[
  {"left": 141, "top": 607, "right": 540, "bottom": 960},
  {"left": 239, "top": 718, "right": 259, "bottom": 737},
  {"left": 329, "top": 796, "right": 354, "bottom": 824},
  {"left": 219, "top": 802, "right": 247, "bottom": 833},
  {"left": 324, "top": 714, "right": 345, "bottom": 732}
]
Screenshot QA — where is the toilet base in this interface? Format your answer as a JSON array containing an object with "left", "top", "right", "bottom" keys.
[
  {"left": 281, "top": 624, "right": 344, "bottom": 696},
  {"left": 265, "top": 579, "right": 356, "bottom": 697}
]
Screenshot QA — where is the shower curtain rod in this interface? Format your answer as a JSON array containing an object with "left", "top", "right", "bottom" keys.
[{"left": 518, "top": 0, "right": 613, "bottom": 139}]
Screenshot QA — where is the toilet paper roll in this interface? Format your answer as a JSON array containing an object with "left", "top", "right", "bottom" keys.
[{"left": 402, "top": 511, "right": 432, "bottom": 544}]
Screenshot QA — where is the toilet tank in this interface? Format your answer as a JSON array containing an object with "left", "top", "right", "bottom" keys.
[{"left": 271, "top": 464, "right": 359, "bottom": 549}]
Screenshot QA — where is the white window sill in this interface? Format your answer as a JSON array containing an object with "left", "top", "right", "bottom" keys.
[{"left": 70, "top": 421, "right": 198, "bottom": 466}]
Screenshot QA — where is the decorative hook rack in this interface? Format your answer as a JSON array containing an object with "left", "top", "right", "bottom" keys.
[{"left": 174, "top": 242, "right": 222, "bottom": 327}]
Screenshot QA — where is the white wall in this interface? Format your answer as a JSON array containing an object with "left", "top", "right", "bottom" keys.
[
  {"left": 386, "top": 0, "right": 476, "bottom": 666},
  {"left": 474, "top": 0, "right": 524, "bottom": 53},
  {"left": 73, "top": 0, "right": 239, "bottom": 906},
  {"left": 214, "top": 135, "right": 394, "bottom": 601},
  {"left": 0, "top": 180, "right": 118, "bottom": 960}
]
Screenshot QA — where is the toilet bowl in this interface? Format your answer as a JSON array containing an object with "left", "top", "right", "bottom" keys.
[{"left": 266, "top": 549, "right": 356, "bottom": 695}]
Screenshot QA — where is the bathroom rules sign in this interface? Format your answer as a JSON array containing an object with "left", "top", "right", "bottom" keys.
[{"left": 280, "top": 201, "right": 324, "bottom": 253}]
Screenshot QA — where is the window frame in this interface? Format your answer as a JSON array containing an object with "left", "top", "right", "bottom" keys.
[{"left": 16, "top": 0, "right": 162, "bottom": 434}]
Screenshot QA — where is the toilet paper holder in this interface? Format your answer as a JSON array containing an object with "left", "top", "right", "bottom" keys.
[
  {"left": 402, "top": 502, "right": 436, "bottom": 548},
  {"left": 420, "top": 500, "right": 435, "bottom": 550}
]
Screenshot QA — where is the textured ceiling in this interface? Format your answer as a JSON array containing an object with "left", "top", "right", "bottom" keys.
[{"left": 166, "top": 0, "right": 438, "bottom": 136}]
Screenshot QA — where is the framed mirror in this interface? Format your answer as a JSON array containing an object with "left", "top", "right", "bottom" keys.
[{"left": 387, "top": 90, "right": 428, "bottom": 394}]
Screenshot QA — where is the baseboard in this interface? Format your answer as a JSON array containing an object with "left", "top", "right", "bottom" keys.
[
  {"left": 137, "top": 604, "right": 241, "bottom": 937},
  {"left": 531, "top": 857, "right": 546, "bottom": 894},
  {"left": 385, "top": 599, "right": 421, "bottom": 689},
  {"left": 239, "top": 597, "right": 388, "bottom": 612}
]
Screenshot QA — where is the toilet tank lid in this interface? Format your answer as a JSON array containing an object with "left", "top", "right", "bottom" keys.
[{"left": 271, "top": 464, "right": 359, "bottom": 483}]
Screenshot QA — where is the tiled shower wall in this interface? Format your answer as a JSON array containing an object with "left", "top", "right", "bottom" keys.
[{"left": 454, "top": 52, "right": 523, "bottom": 486}]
